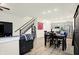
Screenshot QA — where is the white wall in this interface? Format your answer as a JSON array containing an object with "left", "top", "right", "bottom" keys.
[
  {"left": 36, "top": 17, "right": 74, "bottom": 38},
  {"left": 36, "top": 19, "right": 51, "bottom": 38},
  {"left": 0, "top": 10, "right": 32, "bottom": 36}
]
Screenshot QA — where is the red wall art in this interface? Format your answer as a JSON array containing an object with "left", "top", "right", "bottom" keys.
[{"left": 38, "top": 22, "right": 43, "bottom": 30}]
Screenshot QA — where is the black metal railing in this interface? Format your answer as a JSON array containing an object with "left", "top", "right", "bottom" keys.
[
  {"left": 15, "top": 17, "right": 36, "bottom": 36},
  {"left": 15, "top": 17, "right": 35, "bottom": 32},
  {"left": 20, "top": 19, "right": 35, "bottom": 35}
]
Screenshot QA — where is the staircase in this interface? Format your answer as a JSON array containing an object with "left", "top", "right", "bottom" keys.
[
  {"left": 15, "top": 17, "right": 36, "bottom": 35},
  {"left": 15, "top": 17, "right": 36, "bottom": 55}
]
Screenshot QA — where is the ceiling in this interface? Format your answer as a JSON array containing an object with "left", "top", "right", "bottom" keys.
[{"left": 0, "top": 3, "right": 78, "bottom": 22}]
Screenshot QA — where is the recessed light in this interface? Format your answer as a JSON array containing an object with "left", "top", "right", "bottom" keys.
[
  {"left": 42, "top": 11, "right": 46, "bottom": 15},
  {"left": 53, "top": 8, "right": 58, "bottom": 12},
  {"left": 48, "top": 10, "right": 51, "bottom": 13}
]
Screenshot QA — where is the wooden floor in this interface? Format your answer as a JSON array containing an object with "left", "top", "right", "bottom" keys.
[{"left": 25, "top": 37, "right": 74, "bottom": 55}]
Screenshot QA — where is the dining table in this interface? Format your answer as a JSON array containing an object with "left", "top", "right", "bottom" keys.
[{"left": 44, "top": 31, "right": 67, "bottom": 51}]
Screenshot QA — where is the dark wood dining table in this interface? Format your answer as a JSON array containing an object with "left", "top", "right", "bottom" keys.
[{"left": 44, "top": 31, "right": 67, "bottom": 51}]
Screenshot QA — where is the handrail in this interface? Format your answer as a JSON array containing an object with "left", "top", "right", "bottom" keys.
[
  {"left": 21, "top": 19, "right": 35, "bottom": 31},
  {"left": 20, "top": 20, "right": 34, "bottom": 34},
  {"left": 15, "top": 17, "right": 34, "bottom": 32}
]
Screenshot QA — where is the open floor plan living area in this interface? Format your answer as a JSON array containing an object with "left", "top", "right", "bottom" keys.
[{"left": 0, "top": 3, "right": 79, "bottom": 55}]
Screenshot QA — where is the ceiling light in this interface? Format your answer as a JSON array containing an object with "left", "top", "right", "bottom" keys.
[
  {"left": 48, "top": 10, "right": 51, "bottom": 13},
  {"left": 42, "top": 11, "right": 46, "bottom": 15},
  {"left": 53, "top": 8, "right": 58, "bottom": 12},
  {"left": 24, "top": 16, "right": 31, "bottom": 19}
]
